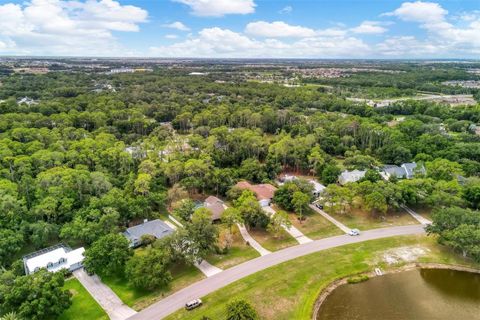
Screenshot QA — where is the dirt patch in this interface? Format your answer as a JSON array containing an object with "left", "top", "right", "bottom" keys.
[{"left": 382, "top": 246, "right": 429, "bottom": 265}]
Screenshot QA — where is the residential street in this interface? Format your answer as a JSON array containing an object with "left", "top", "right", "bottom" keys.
[{"left": 128, "top": 224, "right": 425, "bottom": 320}]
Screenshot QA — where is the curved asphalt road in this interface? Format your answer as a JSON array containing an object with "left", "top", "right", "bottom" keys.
[{"left": 128, "top": 224, "right": 425, "bottom": 320}]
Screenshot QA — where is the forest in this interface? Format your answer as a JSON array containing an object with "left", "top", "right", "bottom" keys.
[{"left": 0, "top": 60, "right": 479, "bottom": 319}]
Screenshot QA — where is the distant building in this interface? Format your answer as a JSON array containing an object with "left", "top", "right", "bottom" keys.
[
  {"left": 381, "top": 162, "right": 426, "bottom": 180},
  {"left": 235, "top": 181, "right": 277, "bottom": 207},
  {"left": 278, "top": 174, "right": 325, "bottom": 197},
  {"left": 17, "top": 97, "right": 37, "bottom": 106},
  {"left": 109, "top": 68, "right": 134, "bottom": 74},
  {"left": 309, "top": 180, "right": 326, "bottom": 197},
  {"left": 123, "top": 219, "right": 174, "bottom": 248},
  {"left": 338, "top": 170, "right": 366, "bottom": 185},
  {"left": 203, "top": 196, "right": 227, "bottom": 221},
  {"left": 23, "top": 244, "right": 85, "bottom": 275},
  {"left": 189, "top": 72, "right": 207, "bottom": 76}
]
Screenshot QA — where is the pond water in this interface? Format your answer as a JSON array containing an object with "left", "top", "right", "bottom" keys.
[{"left": 316, "top": 269, "right": 480, "bottom": 320}]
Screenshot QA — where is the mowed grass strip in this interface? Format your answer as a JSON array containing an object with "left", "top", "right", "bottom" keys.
[
  {"left": 248, "top": 228, "right": 298, "bottom": 252},
  {"left": 207, "top": 224, "right": 260, "bottom": 269},
  {"left": 102, "top": 262, "right": 204, "bottom": 310},
  {"left": 288, "top": 209, "right": 344, "bottom": 240},
  {"left": 165, "top": 235, "right": 478, "bottom": 320},
  {"left": 330, "top": 208, "right": 418, "bottom": 230},
  {"left": 59, "top": 278, "right": 108, "bottom": 320}
]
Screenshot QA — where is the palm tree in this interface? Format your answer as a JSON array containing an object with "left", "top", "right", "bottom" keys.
[{"left": 0, "top": 312, "right": 21, "bottom": 320}]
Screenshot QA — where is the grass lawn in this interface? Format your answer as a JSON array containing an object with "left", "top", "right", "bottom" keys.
[
  {"left": 206, "top": 224, "right": 260, "bottom": 269},
  {"left": 248, "top": 228, "right": 298, "bottom": 252},
  {"left": 165, "top": 235, "right": 479, "bottom": 320},
  {"left": 102, "top": 261, "right": 204, "bottom": 311},
  {"left": 287, "top": 209, "right": 343, "bottom": 240},
  {"left": 329, "top": 208, "right": 418, "bottom": 230},
  {"left": 59, "top": 278, "right": 108, "bottom": 320}
]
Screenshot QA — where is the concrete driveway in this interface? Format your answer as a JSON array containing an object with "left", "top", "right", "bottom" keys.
[
  {"left": 309, "top": 204, "right": 351, "bottom": 233},
  {"left": 128, "top": 224, "right": 425, "bottom": 320},
  {"left": 73, "top": 269, "right": 137, "bottom": 320}
]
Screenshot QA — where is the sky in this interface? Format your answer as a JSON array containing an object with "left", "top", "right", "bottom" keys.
[{"left": 0, "top": 0, "right": 479, "bottom": 58}]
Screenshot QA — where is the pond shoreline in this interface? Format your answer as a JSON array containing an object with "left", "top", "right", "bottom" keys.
[{"left": 312, "top": 263, "right": 480, "bottom": 320}]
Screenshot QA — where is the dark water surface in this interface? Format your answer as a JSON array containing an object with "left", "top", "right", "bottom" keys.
[{"left": 317, "top": 269, "right": 480, "bottom": 320}]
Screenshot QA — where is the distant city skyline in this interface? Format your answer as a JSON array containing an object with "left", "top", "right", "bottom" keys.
[{"left": 0, "top": 0, "right": 479, "bottom": 58}]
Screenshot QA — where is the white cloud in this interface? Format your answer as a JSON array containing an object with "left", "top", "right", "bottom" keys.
[
  {"left": 245, "top": 21, "right": 316, "bottom": 38},
  {"left": 351, "top": 21, "right": 387, "bottom": 34},
  {"left": 163, "top": 21, "right": 190, "bottom": 31},
  {"left": 383, "top": 1, "right": 447, "bottom": 23},
  {"left": 376, "top": 36, "right": 440, "bottom": 56},
  {"left": 165, "top": 34, "right": 178, "bottom": 39},
  {"left": 279, "top": 5, "right": 292, "bottom": 14},
  {"left": 0, "top": 0, "right": 148, "bottom": 55},
  {"left": 385, "top": 2, "right": 480, "bottom": 52},
  {"left": 172, "top": 0, "right": 255, "bottom": 17},
  {"left": 149, "top": 27, "right": 371, "bottom": 58}
]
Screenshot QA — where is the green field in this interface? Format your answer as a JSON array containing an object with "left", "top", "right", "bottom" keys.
[
  {"left": 207, "top": 225, "right": 260, "bottom": 269},
  {"left": 330, "top": 208, "right": 418, "bottom": 230},
  {"left": 102, "top": 262, "right": 204, "bottom": 310},
  {"left": 59, "top": 278, "right": 108, "bottom": 320},
  {"left": 288, "top": 209, "right": 343, "bottom": 239},
  {"left": 165, "top": 235, "right": 478, "bottom": 320},
  {"left": 248, "top": 228, "right": 298, "bottom": 252}
]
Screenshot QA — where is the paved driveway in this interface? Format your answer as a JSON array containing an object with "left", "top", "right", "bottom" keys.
[
  {"left": 237, "top": 223, "right": 271, "bottom": 256},
  {"left": 73, "top": 269, "right": 137, "bottom": 320},
  {"left": 263, "top": 205, "right": 313, "bottom": 244},
  {"left": 128, "top": 224, "right": 425, "bottom": 320},
  {"left": 309, "top": 204, "right": 351, "bottom": 233}
]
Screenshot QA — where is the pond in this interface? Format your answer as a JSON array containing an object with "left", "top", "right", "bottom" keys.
[{"left": 316, "top": 268, "right": 480, "bottom": 320}]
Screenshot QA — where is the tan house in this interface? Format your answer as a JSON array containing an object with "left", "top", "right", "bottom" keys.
[
  {"left": 204, "top": 196, "right": 227, "bottom": 221},
  {"left": 235, "top": 181, "right": 277, "bottom": 207}
]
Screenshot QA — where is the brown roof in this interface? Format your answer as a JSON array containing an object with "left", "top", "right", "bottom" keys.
[
  {"left": 204, "top": 196, "right": 225, "bottom": 221},
  {"left": 234, "top": 181, "right": 277, "bottom": 201}
]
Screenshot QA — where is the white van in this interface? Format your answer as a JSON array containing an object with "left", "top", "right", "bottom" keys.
[{"left": 185, "top": 298, "right": 202, "bottom": 310}]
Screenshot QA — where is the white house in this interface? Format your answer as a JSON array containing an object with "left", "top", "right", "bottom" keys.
[
  {"left": 309, "top": 179, "right": 326, "bottom": 197},
  {"left": 338, "top": 170, "right": 366, "bottom": 185},
  {"left": 23, "top": 244, "right": 85, "bottom": 275}
]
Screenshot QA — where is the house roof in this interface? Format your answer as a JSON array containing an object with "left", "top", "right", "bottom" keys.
[
  {"left": 123, "top": 219, "right": 174, "bottom": 243},
  {"left": 338, "top": 170, "right": 366, "bottom": 184},
  {"left": 309, "top": 180, "right": 326, "bottom": 193},
  {"left": 23, "top": 245, "right": 85, "bottom": 275},
  {"left": 235, "top": 181, "right": 277, "bottom": 201},
  {"left": 383, "top": 165, "right": 407, "bottom": 178},
  {"left": 204, "top": 196, "right": 226, "bottom": 221}
]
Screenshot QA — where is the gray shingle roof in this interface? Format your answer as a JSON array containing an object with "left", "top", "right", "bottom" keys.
[{"left": 123, "top": 219, "right": 174, "bottom": 246}]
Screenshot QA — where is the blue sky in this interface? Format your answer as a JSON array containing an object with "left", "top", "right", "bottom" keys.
[{"left": 0, "top": 0, "right": 479, "bottom": 58}]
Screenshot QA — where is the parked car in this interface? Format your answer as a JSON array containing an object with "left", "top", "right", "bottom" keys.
[
  {"left": 348, "top": 229, "right": 360, "bottom": 236},
  {"left": 185, "top": 298, "right": 202, "bottom": 310},
  {"left": 315, "top": 203, "right": 324, "bottom": 209}
]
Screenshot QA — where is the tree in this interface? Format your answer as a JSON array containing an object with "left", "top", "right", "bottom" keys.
[
  {"left": 172, "top": 199, "right": 196, "bottom": 222},
  {"left": 0, "top": 312, "right": 20, "bottom": 320},
  {"left": 83, "top": 233, "right": 133, "bottom": 277},
  {"left": 291, "top": 191, "right": 310, "bottom": 220},
  {"left": 364, "top": 191, "right": 388, "bottom": 216},
  {"left": 125, "top": 248, "right": 172, "bottom": 290},
  {"left": 0, "top": 229, "right": 24, "bottom": 267},
  {"left": 226, "top": 299, "right": 259, "bottom": 320},
  {"left": 0, "top": 269, "right": 71, "bottom": 320},
  {"left": 235, "top": 191, "right": 270, "bottom": 229},
  {"left": 361, "top": 169, "right": 382, "bottom": 183},
  {"left": 183, "top": 208, "right": 219, "bottom": 260},
  {"left": 427, "top": 207, "right": 480, "bottom": 262},
  {"left": 426, "top": 158, "right": 463, "bottom": 181},
  {"left": 321, "top": 164, "right": 341, "bottom": 184},
  {"left": 463, "top": 178, "right": 480, "bottom": 209},
  {"left": 222, "top": 207, "right": 243, "bottom": 232},
  {"left": 321, "top": 184, "right": 354, "bottom": 216},
  {"left": 267, "top": 210, "right": 290, "bottom": 238}
]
